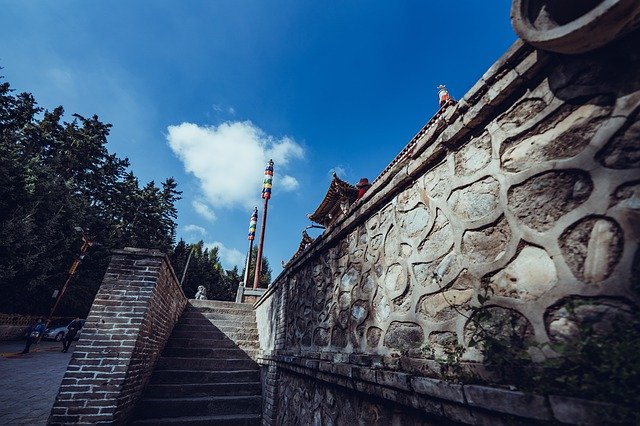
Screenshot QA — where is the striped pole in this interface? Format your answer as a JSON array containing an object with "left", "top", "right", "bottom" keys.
[
  {"left": 243, "top": 207, "right": 258, "bottom": 287},
  {"left": 253, "top": 159, "right": 273, "bottom": 289}
]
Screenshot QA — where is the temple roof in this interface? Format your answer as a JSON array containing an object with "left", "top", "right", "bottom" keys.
[
  {"left": 308, "top": 173, "right": 359, "bottom": 227},
  {"left": 283, "top": 230, "right": 315, "bottom": 267}
]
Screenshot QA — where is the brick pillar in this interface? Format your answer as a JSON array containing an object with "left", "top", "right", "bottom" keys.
[{"left": 49, "top": 248, "right": 187, "bottom": 425}]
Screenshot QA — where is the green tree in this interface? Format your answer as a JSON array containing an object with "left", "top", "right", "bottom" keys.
[
  {"left": 169, "top": 240, "right": 236, "bottom": 301},
  {"left": 241, "top": 246, "right": 272, "bottom": 288},
  {"left": 0, "top": 75, "right": 181, "bottom": 316}
]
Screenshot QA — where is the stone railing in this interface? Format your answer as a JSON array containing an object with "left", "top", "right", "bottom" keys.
[
  {"left": 255, "top": 21, "right": 639, "bottom": 426},
  {"left": 0, "top": 314, "right": 63, "bottom": 341},
  {"left": 49, "top": 248, "right": 187, "bottom": 425}
]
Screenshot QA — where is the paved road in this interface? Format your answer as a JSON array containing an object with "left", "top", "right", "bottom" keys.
[{"left": 0, "top": 340, "right": 73, "bottom": 425}]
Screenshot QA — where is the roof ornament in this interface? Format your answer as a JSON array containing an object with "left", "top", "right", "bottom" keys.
[
  {"left": 437, "top": 84, "right": 452, "bottom": 108},
  {"left": 356, "top": 177, "right": 371, "bottom": 201}
]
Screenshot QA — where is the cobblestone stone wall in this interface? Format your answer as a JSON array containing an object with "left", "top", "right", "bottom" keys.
[
  {"left": 256, "top": 27, "right": 640, "bottom": 425},
  {"left": 0, "top": 314, "right": 63, "bottom": 340},
  {"left": 48, "top": 248, "right": 187, "bottom": 425}
]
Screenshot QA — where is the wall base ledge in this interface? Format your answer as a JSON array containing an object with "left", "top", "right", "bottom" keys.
[{"left": 258, "top": 353, "right": 632, "bottom": 425}]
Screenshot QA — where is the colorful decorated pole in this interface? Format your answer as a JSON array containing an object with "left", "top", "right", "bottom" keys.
[
  {"left": 45, "top": 231, "right": 94, "bottom": 331},
  {"left": 437, "top": 84, "right": 451, "bottom": 107},
  {"left": 253, "top": 159, "right": 273, "bottom": 289},
  {"left": 243, "top": 207, "right": 258, "bottom": 287}
]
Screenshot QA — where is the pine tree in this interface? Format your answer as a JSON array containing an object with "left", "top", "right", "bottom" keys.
[
  {"left": 241, "top": 246, "right": 272, "bottom": 289},
  {"left": 0, "top": 75, "right": 181, "bottom": 316}
]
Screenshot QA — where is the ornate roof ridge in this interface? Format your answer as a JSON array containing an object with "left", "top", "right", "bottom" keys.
[{"left": 308, "top": 173, "right": 359, "bottom": 226}]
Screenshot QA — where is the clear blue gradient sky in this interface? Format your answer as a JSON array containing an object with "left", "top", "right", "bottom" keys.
[{"left": 0, "top": 1, "right": 516, "bottom": 277}]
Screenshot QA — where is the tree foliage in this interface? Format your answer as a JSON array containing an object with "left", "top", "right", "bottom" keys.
[
  {"left": 241, "top": 246, "right": 272, "bottom": 289},
  {"left": 168, "top": 241, "right": 273, "bottom": 302},
  {"left": 0, "top": 76, "right": 181, "bottom": 316},
  {"left": 169, "top": 240, "right": 240, "bottom": 301}
]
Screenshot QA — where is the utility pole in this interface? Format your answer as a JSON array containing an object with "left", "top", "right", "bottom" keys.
[{"left": 253, "top": 159, "right": 273, "bottom": 289}]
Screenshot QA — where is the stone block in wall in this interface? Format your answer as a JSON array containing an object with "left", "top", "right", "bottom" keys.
[{"left": 464, "top": 385, "right": 551, "bottom": 421}]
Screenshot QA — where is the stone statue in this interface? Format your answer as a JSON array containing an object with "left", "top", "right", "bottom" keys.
[{"left": 194, "top": 285, "right": 207, "bottom": 300}]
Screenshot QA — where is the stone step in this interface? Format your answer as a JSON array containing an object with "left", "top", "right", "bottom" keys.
[
  {"left": 188, "top": 300, "right": 254, "bottom": 310},
  {"left": 150, "top": 369, "right": 260, "bottom": 385},
  {"left": 134, "top": 395, "right": 262, "bottom": 418},
  {"left": 144, "top": 382, "right": 262, "bottom": 398},
  {"left": 187, "top": 302, "right": 254, "bottom": 314},
  {"left": 181, "top": 309, "right": 255, "bottom": 318},
  {"left": 182, "top": 312, "right": 256, "bottom": 321},
  {"left": 131, "top": 413, "right": 261, "bottom": 425},
  {"left": 179, "top": 317, "right": 257, "bottom": 328},
  {"left": 175, "top": 318, "right": 257, "bottom": 329},
  {"left": 180, "top": 311, "right": 256, "bottom": 321},
  {"left": 156, "top": 357, "right": 259, "bottom": 371},
  {"left": 164, "top": 337, "right": 259, "bottom": 349},
  {"left": 182, "top": 309, "right": 255, "bottom": 320},
  {"left": 170, "top": 329, "right": 259, "bottom": 341},
  {"left": 174, "top": 323, "right": 257, "bottom": 333},
  {"left": 162, "top": 346, "right": 258, "bottom": 359}
]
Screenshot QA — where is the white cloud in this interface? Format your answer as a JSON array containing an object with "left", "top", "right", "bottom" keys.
[
  {"left": 167, "top": 121, "right": 304, "bottom": 210},
  {"left": 47, "top": 67, "right": 76, "bottom": 93},
  {"left": 183, "top": 224, "right": 207, "bottom": 236},
  {"left": 192, "top": 200, "right": 216, "bottom": 221},
  {"left": 279, "top": 175, "right": 300, "bottom": 191},
  {"left": 205, "top": 241, "right": 245, "bottom": 270},
  {"left": 212, "top": 104, "right": 235, "bottom": 116}
]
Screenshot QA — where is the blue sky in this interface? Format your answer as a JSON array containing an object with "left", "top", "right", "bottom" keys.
[{"left": 0, "top": 1, "right": 515, "bottom": 277}]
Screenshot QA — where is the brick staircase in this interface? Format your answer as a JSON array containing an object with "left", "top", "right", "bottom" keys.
[{"left": 130, "top": 300, "right": 262, "bottom": 425}]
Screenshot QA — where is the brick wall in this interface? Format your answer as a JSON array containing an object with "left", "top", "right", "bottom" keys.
[{"left": 48, "top": 248, "right": 187, "bottom": 425}]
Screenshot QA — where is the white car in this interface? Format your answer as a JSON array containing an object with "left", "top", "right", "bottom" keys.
[{"left": 43, "top": 319, "right": 85, "bottom": 341}]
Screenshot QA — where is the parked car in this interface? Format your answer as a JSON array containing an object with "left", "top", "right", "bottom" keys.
[{"left": 43, "top": 319, "right": 85, "bottom": 341}]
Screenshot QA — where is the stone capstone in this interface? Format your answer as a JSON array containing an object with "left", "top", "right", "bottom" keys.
[
  {"left": 508, "top": 170, "right": 593, "bottom": 231},
  {"left": 417, "top": 289, "right": 474, "bottom": 323},
  {"left": 559, "top": 217, "right": 623, "bottom": 283},
  {"left": 488, "top": 246, "right": 557, "bottom": 300},
  {"left": 383, "top": 321, "right": 425, "bottom": 351},
  {"left": 597, "top": 111, "right": 640, "bottom": 169},
  {"left": 418, "top": 210, "right": 453, "bottom": 260},
  {"left": 462, "top": 216, "right": 512, "bottom": 265},
  {"left": 501, "top": 96, "right": 613, "bottom": 172},
  {"left": 449, "top": 176, "right": 500, "bottom": 221},
  {"left": 454, "top": 131, "right": 492, "bottom": 176}
]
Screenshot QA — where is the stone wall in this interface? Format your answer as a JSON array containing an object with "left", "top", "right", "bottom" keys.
[
  {"left": 255, "top": 27, "right": 639, "bottom": 425},
  {"left": 0, "top": 314, "right": 62, "bottom": 341},
  {"left": 49, "top": 248, "right": 187, "bottom": 425}
]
